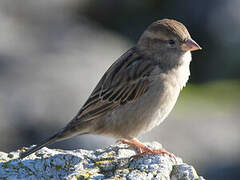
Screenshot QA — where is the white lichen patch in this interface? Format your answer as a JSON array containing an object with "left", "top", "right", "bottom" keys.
[
  {"left": 171, "top": 164, "right": 205, "bottom": 180},
  {"left": 0, "top": 142, "right": 205, "bottom": 180}
]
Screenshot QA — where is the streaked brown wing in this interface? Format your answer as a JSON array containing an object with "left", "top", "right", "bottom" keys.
[{"left": 76, "top": 47, "right": 155, "bottom": 121}]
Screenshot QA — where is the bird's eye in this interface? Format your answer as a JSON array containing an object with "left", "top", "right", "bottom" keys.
[{"left": 168, "top": 40, "right": 175, "bottom": 45}]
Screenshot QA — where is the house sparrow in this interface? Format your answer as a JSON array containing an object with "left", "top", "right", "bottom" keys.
[{"left": 20, "top": 19, "right": 201, "bottom": 159}]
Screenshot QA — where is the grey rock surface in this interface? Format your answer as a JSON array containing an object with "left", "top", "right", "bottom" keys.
[{"left": 0, "top": 142, "right": 205, "bottom": 180}]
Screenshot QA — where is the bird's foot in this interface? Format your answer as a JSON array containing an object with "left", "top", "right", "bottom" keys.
[{"left": 118, "top": 138, "right": 176, "bottom": 163}]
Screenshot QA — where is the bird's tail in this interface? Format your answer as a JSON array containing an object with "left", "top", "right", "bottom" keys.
[
  {"left": 19, "top": 127, "right": 83, "bottom": 159},
  {"left": 19, "top": 131, "right": 61, "bottom": 159}
]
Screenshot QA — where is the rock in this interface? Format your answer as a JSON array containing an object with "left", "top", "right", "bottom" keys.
[{"left": 0, "top": 142, "right": 205, "bottom": 180}]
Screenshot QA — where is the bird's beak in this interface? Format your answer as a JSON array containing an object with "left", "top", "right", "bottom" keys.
[{"left": 182, "top": 38, "right": 201, "bottom": 52}]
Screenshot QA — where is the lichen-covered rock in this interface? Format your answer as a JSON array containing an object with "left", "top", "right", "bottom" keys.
[{"left": 0, "top": 142, "right": 205, "bottom": 180}]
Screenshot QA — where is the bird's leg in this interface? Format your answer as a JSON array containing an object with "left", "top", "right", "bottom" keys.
[
  {"left": 119, "top": 138, "right": 175, "bottom": 159},
  {"left": 117, "top": 139, "right": 140, "bottom": 149}
]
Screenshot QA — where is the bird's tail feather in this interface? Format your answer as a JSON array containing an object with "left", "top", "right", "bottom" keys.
[
  {"left": 19, "top": 132, "right": 61, "bottom": 159},
  {"left": 19, "top": 127, "right": 83, "bottom": 159}
]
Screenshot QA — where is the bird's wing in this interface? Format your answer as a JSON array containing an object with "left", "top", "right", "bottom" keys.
[{"left": 76, "top": 47, "right": 155, "bottom": 121}]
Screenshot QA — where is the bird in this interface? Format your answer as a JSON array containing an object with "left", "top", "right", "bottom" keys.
[{"left": 19, "top": 19, "right": 201, "bottom": 159}]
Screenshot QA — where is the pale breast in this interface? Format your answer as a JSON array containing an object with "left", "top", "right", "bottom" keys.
[
  {"left": 100, "top": 68, "right": 181, "bottom": 138},
  {"left": 96, "top": 52, "right": 191, "bottom": 138},
  {"left": 138, "top": 74, "right": 181, "bottom": 134},
  {"left": 175, "top": 51, "right": 191, "bottom": 89}
]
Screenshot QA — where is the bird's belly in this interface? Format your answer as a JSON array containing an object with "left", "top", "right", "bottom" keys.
[
  {"left": 134, "top": 78, "right": 180, "bottom": 135},
  {"left": 101, "top": 77, "right": 181, "bottom": 138}
]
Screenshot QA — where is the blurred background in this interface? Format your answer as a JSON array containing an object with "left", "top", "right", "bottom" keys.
[{"left": 0, "top": 0, "right": 239, "bottom": 179}]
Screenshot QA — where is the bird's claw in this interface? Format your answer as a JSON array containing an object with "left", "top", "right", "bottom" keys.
[{"left": 118, "top": 138, "right": 177, "bottom": 164}]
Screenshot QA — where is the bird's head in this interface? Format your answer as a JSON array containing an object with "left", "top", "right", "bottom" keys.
[{"left": 137, "top": 19, "right": 201, "bottom": 59}]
